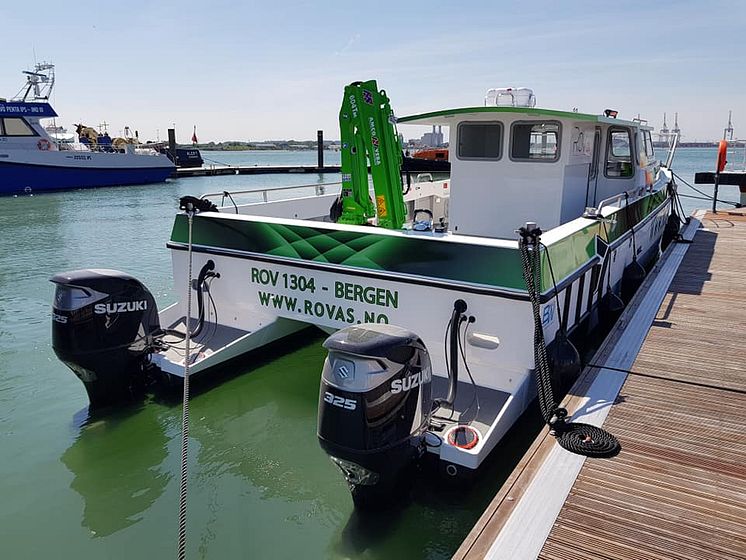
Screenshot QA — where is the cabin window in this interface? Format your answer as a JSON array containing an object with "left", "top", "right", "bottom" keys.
[
  {"left": 605, "top": 128, "right": 634, "bottom": 178},
  {"left": 457, "top": 121, "right": 502, "bottom": 160},
  {"left": 2, "top": 117, "right": 35, "bottom": 136},
  {"left": 510, "top": 121, "right": 560, "bottom": 161},
  {"left": 644, "top": 130, "right": 654, "bottom": 157}
]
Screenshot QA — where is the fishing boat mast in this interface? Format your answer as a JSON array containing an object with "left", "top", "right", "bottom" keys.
[{"left": 13, "top": 63, "right": 55, "bottom": 102}]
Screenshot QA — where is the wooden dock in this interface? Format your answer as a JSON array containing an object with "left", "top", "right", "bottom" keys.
[
  {"left": 173, "top": 165, "right": 341, "bottom": 178},
  {"left": 455, "top": 208, "right": 746, "bottom": 560}
]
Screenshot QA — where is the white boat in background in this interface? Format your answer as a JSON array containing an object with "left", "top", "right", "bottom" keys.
[
  {"left": 50, "top": 80, "right": 681, "bottom": 506},
  {"left": 44, "top": 124, "right": 75, "bottom": 144},
  {"left": 0, "top": 63, "right": 174, "bottom": 195}
]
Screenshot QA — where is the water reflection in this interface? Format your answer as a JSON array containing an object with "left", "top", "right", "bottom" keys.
[
  {"left": 330, "top": 408, "right": 545, "bottom": 559},
  {"left": 187, "top": 331, "right": 339, "bottom": 501},
  {"left": 60, "top": 403, "right": 171, "bottom": 537}
]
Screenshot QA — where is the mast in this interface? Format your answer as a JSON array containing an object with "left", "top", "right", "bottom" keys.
[{"left": 15, "top": 63, "right": 55, "bottom": 102}]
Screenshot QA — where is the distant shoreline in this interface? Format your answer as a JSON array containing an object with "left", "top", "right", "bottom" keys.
[{"left": 191, "top": 142, "right": 339, "bottom": 152}]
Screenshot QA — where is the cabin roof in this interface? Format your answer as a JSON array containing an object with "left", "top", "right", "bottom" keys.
[{"left": 397, "top": 106, "right": 642, "bottom": 128}]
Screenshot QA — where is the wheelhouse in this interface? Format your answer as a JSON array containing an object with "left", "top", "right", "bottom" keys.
[{"left": 398, "top": 106, "right": 659, "bottom": 238}]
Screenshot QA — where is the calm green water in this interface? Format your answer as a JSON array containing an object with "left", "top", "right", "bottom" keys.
[{"left": 0, "top": 148, "right": 738, "bottom": 559}]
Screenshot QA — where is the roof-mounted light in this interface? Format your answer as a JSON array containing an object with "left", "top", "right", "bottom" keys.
[{"left": 604, "top": 109, "right": 618, "bottom": 118}]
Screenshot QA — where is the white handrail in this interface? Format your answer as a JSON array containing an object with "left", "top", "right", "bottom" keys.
[
  {"left": 596, "top": 188, "right": 645, "bottom": 214},
  {"left": 200, "top": 181, "right": 343, "bottom": 203},
  {"left": 664, "top": 133, "right": 679, "bottom": 169}
]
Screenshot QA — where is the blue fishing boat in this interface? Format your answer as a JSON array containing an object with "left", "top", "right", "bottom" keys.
[{"left": 0, "top": 63, "right": 174, "bottom": 195}]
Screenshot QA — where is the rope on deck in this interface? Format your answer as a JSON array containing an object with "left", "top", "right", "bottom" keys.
[{"left": 518, "top": 225, "right": 621, "bottom": 459}]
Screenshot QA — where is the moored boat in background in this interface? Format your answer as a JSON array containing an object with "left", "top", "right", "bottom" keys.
[{"left": 0, "top": 63, "right": 174, "bottom": 195}]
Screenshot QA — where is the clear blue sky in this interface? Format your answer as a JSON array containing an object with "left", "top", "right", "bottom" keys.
[{"left": 2, "top": 0, "right": 744, "bottom": 142}]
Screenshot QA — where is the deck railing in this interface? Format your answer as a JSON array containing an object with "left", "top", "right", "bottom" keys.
[
  {"left": 200, "top": 181, "right": 344, "bottom": 208},
  {"left": 55, "top": 141, "right": 164, "bottom": 156}
]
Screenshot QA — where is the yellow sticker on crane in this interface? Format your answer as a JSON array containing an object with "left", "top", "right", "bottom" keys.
[{"left": 376, "top": 195, "right": 388, "bottom": 217}]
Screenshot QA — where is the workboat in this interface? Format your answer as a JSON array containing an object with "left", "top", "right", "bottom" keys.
[
  {"left": 0, "top": 63, "right": 174, "bottom": 195},
  {"left": 50, "top": 82, "right": 682, "bottom": 506}
]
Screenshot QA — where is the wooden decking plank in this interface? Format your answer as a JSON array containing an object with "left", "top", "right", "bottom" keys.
[
  {"left": 456, "top": 210, "right": 746, "bottom": 560},
  {"left": 537, "top": 213, "right": 746, "bottom": 560}
]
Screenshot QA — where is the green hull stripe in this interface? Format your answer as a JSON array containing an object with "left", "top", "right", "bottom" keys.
[
  {"left": 542, "top": 188, "right": 668, "bottom": 285},
  {"left": 170, "top": 189, "right": 668, "bottom": 292}
]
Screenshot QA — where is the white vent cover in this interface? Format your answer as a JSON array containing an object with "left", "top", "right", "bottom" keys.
[{"left": 484, "top": 87, "right": 536, "bottom": 108}]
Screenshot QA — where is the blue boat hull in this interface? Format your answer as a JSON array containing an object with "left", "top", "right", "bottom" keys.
[{"left": 0, "top": 161, "right": 174, "bottom": 195}]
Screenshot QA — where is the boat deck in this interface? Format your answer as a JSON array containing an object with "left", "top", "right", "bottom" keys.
[{"left": 454, "top": 208, "right": 746, "bottom": 560}]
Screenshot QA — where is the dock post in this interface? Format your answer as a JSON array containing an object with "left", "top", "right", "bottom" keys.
[
  {"left": 168, "top": 128, "right": 177, "bottom": 162},
  {"left": 317, "top": 130, "right": 324, "bottom": 169}
]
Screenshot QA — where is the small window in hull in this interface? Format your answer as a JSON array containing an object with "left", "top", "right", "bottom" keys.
[
  {"left": 2, "top": 117, "right": 35, "bottom": 136},
  {"left": 457, "top": 122, "right": 502, "bottom": 160}
]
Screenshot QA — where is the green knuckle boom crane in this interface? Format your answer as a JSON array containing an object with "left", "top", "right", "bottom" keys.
[{"left": 337, "top": 80, "right": 407, "bottom": 230}]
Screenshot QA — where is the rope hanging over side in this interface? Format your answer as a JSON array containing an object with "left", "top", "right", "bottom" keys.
[
  {"left": 623, "top": 192, "right": 637, "bottom": 258},
  {"left": 177, "top": 207, "right": 196, "bottom": 560},
  {"left": 517, "top": 224, "right": 620, "bottom": 458},
  {"left": 667, "top": 180, "right": 695, "bottom": 245}
]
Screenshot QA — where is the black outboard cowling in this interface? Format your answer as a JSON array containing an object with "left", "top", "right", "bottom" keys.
[
  {"left": 51, "top": 269, "right": 160, "bottom": 408},
  {"left": 317, "top": 324, "right": 432, "bottom": 508}
]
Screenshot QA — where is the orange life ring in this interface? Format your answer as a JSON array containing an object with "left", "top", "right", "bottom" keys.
[
  {"left": 716, "top": 140, "right": 728, "bottom": 173},
  {"left": 37, "top": 138, "right": 52, "bottom": 151},
  {"left": 447, "top": 425, "right": 480, "bottom": 450}
]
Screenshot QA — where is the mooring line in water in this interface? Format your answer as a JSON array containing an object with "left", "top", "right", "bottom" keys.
[{"left": 177, "top": 205, "right": 195, "bottom": 560}]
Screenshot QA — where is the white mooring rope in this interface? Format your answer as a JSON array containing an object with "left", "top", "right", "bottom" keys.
[{"left": 177, "top": 207, "right": 195, "bottom": 560}]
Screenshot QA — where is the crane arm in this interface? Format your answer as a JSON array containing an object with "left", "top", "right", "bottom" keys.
[{"left": 337, "top": 80, "right": 407, "bottom": 229}]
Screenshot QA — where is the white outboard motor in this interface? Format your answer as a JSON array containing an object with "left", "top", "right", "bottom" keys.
[
  {"left": 50, "top": 269, "right": 160, "bottom": 408},
  {"left": 317, "top": 324, "right": 433, "bottom": 508}
]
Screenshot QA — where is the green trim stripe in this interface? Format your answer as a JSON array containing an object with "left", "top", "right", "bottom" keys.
[
  {"left": 171, "top": 190, "right": 668, "bottom": 293},
  {"left": 542, "top": 188, "right": 668, "bottom": 283},
  {"left": 171, "top": 217, "right": 527, "bottom": 290}
]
